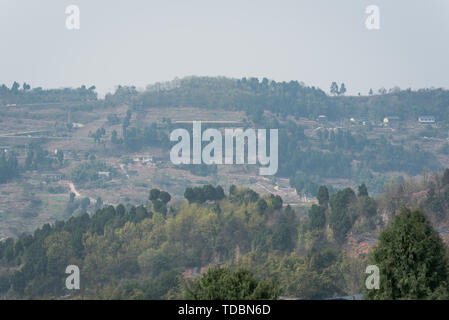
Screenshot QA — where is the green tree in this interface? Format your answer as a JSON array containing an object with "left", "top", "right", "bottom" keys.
[
  {"left": 329, "top": 188, "right": 356, "bottom": 244},
  {"left": 339, "top": 83, "right": 346, "bottom": 95},
  {"left": 149, "top": 189, "right": 161, "bottom": 201},
  {"left": 183, "top": 267, "right": 280, "bottom": 300},
  {"left": 184, "top": 187, "right": 195, "bottom": 203},
  {"left": 11, "top": 81, "right": 20, "bottom": 93},
  {"left": 330, "top": 82, "right": 339, "bottom": 96},
  {"left": 308, "top": 205, "right": 326, "bottom": 230},
  {"left": 152, "top": 200, "right": 167, "bottom": 215},
  {"left": 317, "top": 186, "right": 329, "bottom": 208},
  {"left": 159, "top": 191, "right": 171, "bottom": 204},
  {"left": 80, "top": 197, "right": 91, "bottom": 211},
  {"left": 56, "top": 149, "right": 64, "bottom": 166},
  {"left": 365, "top": 207, "right": 449, "bottom": 300},
  {"left": 111, "top": 130, "right": 121, "bottom": 144},
  {"left": 358, "top": 183, "right": 368, "bottom": 197},
  {"left": 257, "top": 199, "right": 268, "bottom": 214}
]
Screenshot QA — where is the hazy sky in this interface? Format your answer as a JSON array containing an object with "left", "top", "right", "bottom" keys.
[{"left": 0, "top": 0, "right": 448, "bottom": 96}]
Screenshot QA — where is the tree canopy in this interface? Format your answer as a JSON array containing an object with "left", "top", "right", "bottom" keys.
[{"left": 365, "top": 207, "right": 449, "bottom": 300}]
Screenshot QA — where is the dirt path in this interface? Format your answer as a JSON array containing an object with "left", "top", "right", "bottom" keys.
[
  {"left": 68, "top": 182, "right": 81, "bottom": 197},
  {"left": 68, "top": 182, "right": 96, "bottom": 203},
  {"left": 120, "top": 163, "right": 130, "bottom": 179}
]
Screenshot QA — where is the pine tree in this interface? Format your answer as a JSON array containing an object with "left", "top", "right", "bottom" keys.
[
  {"left": 358, "top": 183, "right": 368, "bottom": 197},
  {"left": 339, "top": 83, "right": 347, "bottom": 95},
  {"left": 330, "top": 82, "right": 339, "bottom": 96},
  {"left": 317, "top": 186, "right": 329, "bottom": 208},
  {"left": 365, "top": 207, "right": 449, "bottom": 299}
]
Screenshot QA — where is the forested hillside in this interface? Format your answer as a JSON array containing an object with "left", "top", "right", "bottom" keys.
[
  {"left": 0, "top": 184, "right": 361, "bottom": 299},
  {"left": 1, "top": 168, "right": 448, "bottom": 299},
  {"left": 103, "top": 76, "right": 448, "bottom": 193},
  {"left": 1, "top": 78, "right": 449, "bottom": 299},
  {"left": 0, "top": 83, "right": 97, "bottom": 105},
  {"left": 116, "top": 77, "right": 449, "bottom": 123}
]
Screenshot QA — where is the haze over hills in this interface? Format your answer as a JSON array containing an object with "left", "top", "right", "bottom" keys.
[
  {"left": 1, "top": 76, "right": 449, "bottom": 236},
  {"left": 1, "top": 77, "right": 449, "bottom": 299}
]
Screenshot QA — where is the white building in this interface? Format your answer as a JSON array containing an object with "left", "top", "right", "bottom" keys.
[
  {"left": 418, "top": 116, "right": 435, "bottom": 124},
  {"left": 383, "top": 116, "right": 400, "bottom": 124},
  {"left": 98, "top": 171, "right": 110, "bottom": 178},
  {"left": 317, "top": 115, "right": 328, "bottom": 122}
]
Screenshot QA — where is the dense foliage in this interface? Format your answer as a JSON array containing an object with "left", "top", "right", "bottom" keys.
[
  {"left": 132, "top": 77, "right": 449, "bottom": 122},
  {"left": 70, "top": 160, "right": 114, "bottom": 184},
  {"left": 183, "top": 267, "right": 280, "bottom": 300},
  {"left": 0, "top": 185, "right": 364, "bottom": 299},
  {"left": 0, "top": 82, "right": 97, "bottom": 105},
  {"left": 365, "top": 207, "right": 449, "bottom": 299}
]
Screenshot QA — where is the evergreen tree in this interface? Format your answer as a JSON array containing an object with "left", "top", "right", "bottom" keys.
[
  {"left": 308, "top": 205, "right": 326, "bottom": 230},
  {"left": 183, "top": 267, "right": 280, "bottom": 300},
  {"left": 317, "top": 186, "right": 329, "bottom": 208},
  {"left": 339, "top": 83, "right": 347, "bottom": 95},
  {"left": 365, "top": 207, "right": 449, "bottom": 299},
  {"left": 358, "top": 183, "right": 369, "bottom": 197},
  {"left": 330, "top": 82, "right": 339, "bottom": 96}
]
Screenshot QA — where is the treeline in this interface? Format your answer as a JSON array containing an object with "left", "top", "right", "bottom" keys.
[
  {"left": 1, "top": 185, "right": 351, "bottom": 299},
  {"left": 359, "top": 141, "right": 441, "bottom": 175},
  {"left": 105, "top": 109, "right": 169, "bottom": 152},
  {"left": 299, "top": 184, "right": 378, "bottom": 246},
  {"left": 0, "top": 203, "right": 153, "bottom": 297},
  {"left": 184, "top": 185, "right": 225, "bottom": 203},
  {"left": 280, "top": 119, "right": 440, "bottom": 193},
  {"left": 376, "top": 168, "right": 449, "bottom": 225},
  {"left": 0, "top": 82, "right": 97, "bottom": 105},
  {"left": 90, "top": 110, "right": 169, "bottom": 152},
  {"left": 0, "top": 180, "right": 387, "bottom": 299},
  {"left": 1, "top": 143, "right": 61, "bottom": 184},
  {"left": 25, "top": 143, "right": 58, "bottom": 171},
  {"left": 276, "top": 120, "right": 352, "bottom": 179},
  {"left": 4, "top": 77, "right": 449, "bottom": 122},
  {"left": 133, "top": 76, "right": 332, "bottom": 122},
  {"left": 112, "top": 76, "right": 449, "bottom": 122},
  {"left": 123, "top": 123, "right": 169, "bottom": 152},
  {"left": 70, "top": 159, "right": 115, "bottom": 185}
]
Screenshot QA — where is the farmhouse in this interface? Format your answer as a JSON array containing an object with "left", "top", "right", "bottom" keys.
[
  {"left": 383, "top": 116, "right": 400, "bottom": 125},
  {"left": 132, "top": 155, "right": 153, "bottom": 164},
  {"left": 317, "top": 115, "right": 327, "bottom": 123},
  {"left": 98, "top": 171, "right": 110, "bottom": 178},
  {"left": 418, "top": 116, "right": 435, "bottom": 124},
  {"left": 42, "top": 172, "right": 64, "bottom": 182},
  {"left": 350, "top": 117, "right": 369, "bottom": 125}
]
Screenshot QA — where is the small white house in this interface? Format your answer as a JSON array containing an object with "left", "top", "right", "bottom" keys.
[
  {"left": 133, "top": 155, "right": 153, "bottom": 164},
  {"left": 317, "top": 115, "right": 328, "bottom": 122},
  {"left": 383, "top": 116, "right": 400, "bottom": 125},
  {"left": 418, "top": 116, "right": 435, "bottom": 124},
  {"left": 98, "top": 171, "right": 110, "bottom": 178}
]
